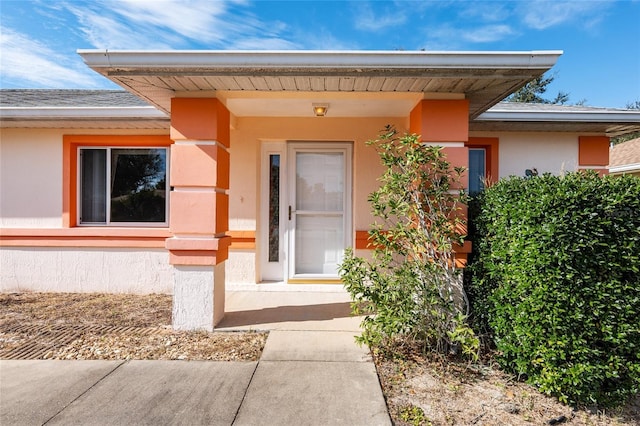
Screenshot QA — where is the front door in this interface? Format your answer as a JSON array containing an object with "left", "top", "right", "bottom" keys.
[{"left": 287, "top": 142, "right": 352, "bottom": 282}]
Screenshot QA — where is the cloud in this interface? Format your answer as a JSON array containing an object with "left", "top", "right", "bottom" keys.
[
  {"left": 519, "top": 0, "right": 609, "bottom": 30},
  {"left": 353, "top": 2, "right": 407, "bottom": 31},
  {"left": 460, "top": 24, "right": 516, "bottom": 43},
  {"left": 426, "top": 24, "right": 516, "bottom": 47},
  {"left": 0, "top": 28, "right": 101, "bottom": 88},
  {"left": 59, "top": 0, "right": 294, "bottom": 49}
]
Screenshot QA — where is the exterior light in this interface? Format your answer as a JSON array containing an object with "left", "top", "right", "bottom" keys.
[{"left": 313, "top": 104, "right": 328, "bottom": 117}]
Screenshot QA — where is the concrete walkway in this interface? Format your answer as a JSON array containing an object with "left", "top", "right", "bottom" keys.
[{"left": 0, "top": 291, "right": 391, "bottom": 426}]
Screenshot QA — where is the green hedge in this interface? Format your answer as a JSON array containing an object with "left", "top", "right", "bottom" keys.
[{"left": 467, "top": 172, "right": 640, "bottom": 407}]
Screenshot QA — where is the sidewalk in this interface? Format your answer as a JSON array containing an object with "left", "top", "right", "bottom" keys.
[{"left": 0, "top": 291, "right": 391, "bottom": 425}]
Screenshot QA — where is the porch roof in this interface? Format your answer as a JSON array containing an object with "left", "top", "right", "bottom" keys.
[{"left": 77, "top": 50, "right": 562, "bottom": 120}]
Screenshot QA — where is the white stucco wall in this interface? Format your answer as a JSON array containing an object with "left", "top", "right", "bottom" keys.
[
  {"left": 0, "top": 129, "right": 64, "bottom": 228},
  {"left": 0, "top": 247, "right": 172, "bottom": 293},
  {"left": 484, "top": 132, "right": 579, "bottom": 178},
  {"left": 226, "top": 250, "right": 257, "bottom": 285}
]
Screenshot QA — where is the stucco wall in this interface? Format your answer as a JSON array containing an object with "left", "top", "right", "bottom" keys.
[
  {"left": 471, "top": 131, "right": 580, "bottom": 178},
  {"left": 1, "top": 129, "right": 64, "bottom": 227},
  {"left": 230, "top": 116, "right": 409, "bottom": 233},
  {"left": 0, "top": 247, "right": 172, "bottom": 293}
]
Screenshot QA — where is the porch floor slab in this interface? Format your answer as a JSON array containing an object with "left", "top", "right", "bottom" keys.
[{"left": 217, "top": 290, "right": 362, "bottom": 331}]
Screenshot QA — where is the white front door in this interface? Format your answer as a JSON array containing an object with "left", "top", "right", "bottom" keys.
[{"left": 287, "top": 142, "right": 352, "bottom": 282}]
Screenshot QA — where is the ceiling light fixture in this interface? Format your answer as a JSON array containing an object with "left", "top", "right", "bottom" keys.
[{"left": 312, "top": 103, "right": 328, "bottom": 117}]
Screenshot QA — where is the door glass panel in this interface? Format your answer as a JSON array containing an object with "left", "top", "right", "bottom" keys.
[
  {"left": 295, "top": 215, "right": 344, "bottom": 274},
  {"left": 296, "top": 153, "right": 343, "bottom": 211},
  {"left": 268, "top": 154, "right": 280, "bottom": 262}
]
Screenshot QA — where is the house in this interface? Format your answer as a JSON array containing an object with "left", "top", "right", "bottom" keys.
[
  {"left": 610, "top": 137, "right": 640, "bottom": 176},
  {"left": 2, "top": 50, "right": 640, "bottom": 330}
]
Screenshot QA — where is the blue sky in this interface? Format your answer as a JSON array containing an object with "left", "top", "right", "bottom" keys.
[{"left": 1, "top": 0, "right": 639, "bottom": 108}]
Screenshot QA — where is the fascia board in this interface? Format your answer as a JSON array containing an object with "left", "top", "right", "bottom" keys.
[
  {"left": 609, "top": 163, "right": 640, "bottom": 173},
  {"left": 477, "top": 110, "right": 640, "bottom": 123},
  {"left": 77, "top": 49, "right": 563, "bottom": 71}
]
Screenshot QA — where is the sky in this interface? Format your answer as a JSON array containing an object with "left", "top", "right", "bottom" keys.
[{"left": 1, "top": 0, "right": 639, "bottom": 108}]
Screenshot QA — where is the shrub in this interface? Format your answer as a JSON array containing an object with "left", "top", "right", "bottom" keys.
[
  {"left": 468, "top": 171, "right": 640, "bottom": 407},
  {"left": 339, "top": 127, "right": 478, "bottom": 359}
]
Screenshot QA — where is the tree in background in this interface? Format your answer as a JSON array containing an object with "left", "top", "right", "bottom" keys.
[
  {"left": 505, "top": 73, "right": 570, "bottom": 105},
  {"left": 612, "top": 100, "right": 640, "bottom": 145}
]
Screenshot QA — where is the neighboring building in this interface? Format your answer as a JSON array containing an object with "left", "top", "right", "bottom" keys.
[
  {"left": 2, "top": 50, "right": 640, "bottom": 330},
  {"left": 610, "top": 137, "right": 640, "bottom": 176}
]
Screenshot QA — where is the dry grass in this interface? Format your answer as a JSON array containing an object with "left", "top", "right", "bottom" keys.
[
  {"left": 375, "top": 347, "right": 640, "bottom": 426},
  {"left": 0, "top": 292, "right": 266, "bottom": 361}
]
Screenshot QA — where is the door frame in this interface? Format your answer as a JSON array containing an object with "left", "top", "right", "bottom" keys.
[{"left": 259, "top": 141, "right": 353, "bottom": 283}]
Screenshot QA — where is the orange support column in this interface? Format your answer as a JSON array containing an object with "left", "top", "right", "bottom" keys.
[
  {"left": 410, "top": 99, "right": 471, "bottom": 266},
  {"left": 167, "top": 98, "right": 231, "bottom": 331}
]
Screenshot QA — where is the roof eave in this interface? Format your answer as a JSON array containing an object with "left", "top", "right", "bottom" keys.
[
  {"left": 78, "top": 49, "right": 563, "bottom": 71},
  {"left": 477, "top": 110, "right": 640, "bottom": 123}
]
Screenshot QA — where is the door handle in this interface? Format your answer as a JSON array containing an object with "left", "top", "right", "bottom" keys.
[{"left": 289, "top": 205, "right": 293, "bottom": 220}]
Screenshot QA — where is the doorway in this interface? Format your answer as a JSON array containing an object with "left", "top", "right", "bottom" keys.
[{"left": 259, "top": 141, "right": 352, "bottom": 283}]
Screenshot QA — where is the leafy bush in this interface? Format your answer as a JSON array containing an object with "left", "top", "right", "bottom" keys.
[
  {"left": 468, "top": 171, "right": 640, "bottom": 407},
  {"left": 339, "top": 127, "right": 478, "bottom": 359}
]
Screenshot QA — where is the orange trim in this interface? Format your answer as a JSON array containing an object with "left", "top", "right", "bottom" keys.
[
  {"left": 63, "top": 135, "right": 173, "bottom": 228},
  {"left": 0, "top": 228, "right": 170, "bottom": 248},
  {"left": 579, "top": 136, "right": 609, "bottom": 166},
  {"left": 227, "top": 230, "right": 256, "bottom": 250},
  {"left": 355, "top": 230, "right": 370, "bottom": 250},
  {"left": 466, "top": 137, "right": 499, "bottom": 185},
  {"left": 168, "top": 236, "right": 231, "bottom": 266}
]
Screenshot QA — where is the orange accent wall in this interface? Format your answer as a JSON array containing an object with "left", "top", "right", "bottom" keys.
[
  {"left": 579, "top": 136, "right": 610, "bottom": 166},
  {"left": 62, "top": 135, "right": 173, "bottom": 228},
  {"left": 170, "top": 98, "right": 230, "bottom": 147},
  {"left": 466, "top": 137, "right": 499, "bottom": 184},
  {"left": 409, "top": 101, "right": 422, "bottom": 136},
  {"left": 410, "top": 100, "right": 469, "bottom": 142}
]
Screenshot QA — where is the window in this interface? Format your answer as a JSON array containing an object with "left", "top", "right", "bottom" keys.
[
  {"left": 468, "top": 148, "right": 486, "bottom": 195},
  {"left": 465, "top": 137, "right": 499, "bottom": 195},
  {"left": 79, "top": 147, "right": 168, "bottom": 225}
]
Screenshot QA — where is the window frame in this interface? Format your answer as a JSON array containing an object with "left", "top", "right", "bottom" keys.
[
  {"left": 77, "top": 146, "right": 169, "bottom": 227},
  {"left": 465, "top": 137, "right": 499, "bottom": 193},
  {"left": 63, "top": 135, "right": 173, "bottom": 228}
]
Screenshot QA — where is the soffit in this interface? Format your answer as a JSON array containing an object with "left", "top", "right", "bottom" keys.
[{"left": 79, "top": 50, "right": 562, "bottom": 119}]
